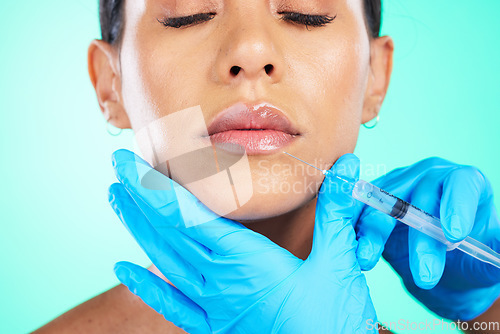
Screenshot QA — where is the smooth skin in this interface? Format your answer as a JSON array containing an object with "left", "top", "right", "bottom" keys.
[
  {"left": 88, "top": 0, "right": 392, "bottom": 223},
  {"left": 34, "top": 0, "right": 499, "bottom": 332}
]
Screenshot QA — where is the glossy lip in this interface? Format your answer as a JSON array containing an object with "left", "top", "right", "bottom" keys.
[{"left": 205, "top": 102, "right": 301, "bottom": 155}]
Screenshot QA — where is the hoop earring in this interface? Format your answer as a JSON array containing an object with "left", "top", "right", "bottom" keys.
[
  {"left": 106, "top": 119, "right": 123, "bottom": 136},
  {"left": 363, "top": 115, "right": 380, "bottom": 129}
]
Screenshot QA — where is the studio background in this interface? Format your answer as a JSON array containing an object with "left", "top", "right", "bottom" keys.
[{"left": 1, "top": 1, "right": 499, "bottom": 333}]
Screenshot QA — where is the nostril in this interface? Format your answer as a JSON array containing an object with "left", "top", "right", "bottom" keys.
[
  {"left": 229, "top": 64, "right": 274, "bottom": 77},
  {"left": 264, "top": 64, "right": 274, "bottom": 75},
  {"left": 230, "top": 66, "right": 241, "bottom": 76}
]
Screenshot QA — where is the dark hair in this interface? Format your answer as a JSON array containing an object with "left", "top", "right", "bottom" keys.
[
  {"left": 100, "top": 0, "right": 381, "bottom": 45},
  {"left": 99, "top": 0, "right": 124, "bottom": 45},
  {"left": 364, "top": 0, "right": 382, "bottom": 39}
]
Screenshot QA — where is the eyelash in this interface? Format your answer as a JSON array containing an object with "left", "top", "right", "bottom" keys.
[
  {"left": 158, "top": 12, "right": 336, "bottom": 29},
  {"left": 278, "top": 12, "right": 337, "bottom": 29},
  {"left": 158, "top": 13, "right": 216, "bottom": 29}
]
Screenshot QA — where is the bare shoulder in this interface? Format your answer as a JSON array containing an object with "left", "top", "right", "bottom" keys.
[{"left": 33, "top": 266, "right": 186, "bottom": 334}]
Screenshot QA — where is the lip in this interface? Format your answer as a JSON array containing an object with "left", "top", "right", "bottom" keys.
[{"left": 206, "top": 102, "right": 300, "bottom": 155}]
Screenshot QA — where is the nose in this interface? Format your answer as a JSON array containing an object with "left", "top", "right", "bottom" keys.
[{"left": 214, "top": 7, "right": 284, "bottom": 85}]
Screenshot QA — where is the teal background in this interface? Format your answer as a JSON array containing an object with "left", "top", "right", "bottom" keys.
[{"left": 0, "top": 1, "right": 499, "bottom": 333}]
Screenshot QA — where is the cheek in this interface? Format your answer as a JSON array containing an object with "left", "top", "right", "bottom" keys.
[
  {"left": 120, "top": 46, "right": 180, "bottom": 130},
  {"left": 317, "top": 36, "right": 368, "bottom": 123},
  {"left": 288, "top": 34, "right": 369, "bottom": 170},
  {"left": 320, "top": 44, "right": 367, "bottom": 146},
  {"left": 120, "top": 32, "right": 210, "bottom": 132}
]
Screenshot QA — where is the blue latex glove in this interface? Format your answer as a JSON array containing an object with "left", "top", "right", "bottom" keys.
[
  {"left": 354, "top": 157, "right": 500, "bottom": 321},
  {"left": 108, "top": 149, "right": 377, "bottom": 333}
]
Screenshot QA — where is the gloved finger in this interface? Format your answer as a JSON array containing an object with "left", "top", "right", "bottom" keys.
[
  {"left": 118, "top": 184, "right": 231, "bottom": 273},
  {"left": 381, "top": 222, "right": 409, "bottom": 266},
  {"left": 408, "top": 229, "right": 447, "bottom": 289},
  {"left": 114, "top": 261, "right": 211, "bottom": 334},
  {"left": 408, "top": 175, "right": 447, "bottom": 289},
  {"left": 109, "top": 183, "right": 206, "bottom": 297},
  {"left": 311, "top": 153, "right": 360, "bottom": 271},
  {"left": 112, "top": 149, "right": 274, "bottom": 256},
  {"left": 355, "top": 206, "right": 396, "bottom": 271},
  {"left": 440, "top": 166, "right": 485, "bottom": 243}
]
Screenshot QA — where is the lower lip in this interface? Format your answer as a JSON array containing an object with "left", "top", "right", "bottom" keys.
[{"left": 209, "top": 130, "right": 298, "bottom": 155}]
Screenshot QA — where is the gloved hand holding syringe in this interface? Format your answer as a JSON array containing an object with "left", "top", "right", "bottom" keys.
[{"left": 283, "top": 151, "right": 500, "bottom": 269}]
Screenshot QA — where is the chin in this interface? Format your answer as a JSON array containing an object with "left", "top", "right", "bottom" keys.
[
  {"left": 182, "top": 173, "right": 322, "bottom": 222},
  {"left": 224, "top": 192, "right": 317, "bottom": 222}
]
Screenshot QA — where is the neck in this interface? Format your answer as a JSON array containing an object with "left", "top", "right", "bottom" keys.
[{"left": 239, "top": 197, "right": 317, "bottom": 260}]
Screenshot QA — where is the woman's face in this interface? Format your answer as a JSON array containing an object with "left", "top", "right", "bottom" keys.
[{"left": 105, "top": 0, "right": 391, "bottom": 221}]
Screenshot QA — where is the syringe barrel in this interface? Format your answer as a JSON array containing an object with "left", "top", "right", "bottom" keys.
[{"left": 352, "top": 180, "right": 459, "bottom": 250}]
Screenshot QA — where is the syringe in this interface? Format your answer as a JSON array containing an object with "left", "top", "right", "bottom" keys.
[{"left": 283, "top": 151, "right": 500, "bottom": 269}]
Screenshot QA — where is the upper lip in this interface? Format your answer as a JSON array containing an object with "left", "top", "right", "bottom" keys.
[{"left": 206, "top": 102, "right": 300, "bottom": 136}]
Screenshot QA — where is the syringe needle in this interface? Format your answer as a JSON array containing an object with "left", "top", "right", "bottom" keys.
[{"left": 282, "top": 151, "right": 325, "bottom": 174}]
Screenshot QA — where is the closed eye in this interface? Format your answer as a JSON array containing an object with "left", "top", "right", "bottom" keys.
[
  {"left": 158, "top": 12, "right": 336, "bottom": 29},
  {"left": 158, "top": 13, "right": 216, "bottom": 29},
  {"left": 278, "top": 12, "right": 337, "bottom": 29}
]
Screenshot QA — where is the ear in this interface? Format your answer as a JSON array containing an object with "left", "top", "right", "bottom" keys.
[
  {"left": 361, "top": 36, "right": 394, "bottom": 125},
  {"left": 88, "top": 40, "right": 131, "bottom": 129}
]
